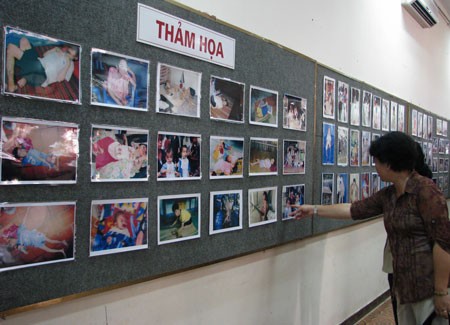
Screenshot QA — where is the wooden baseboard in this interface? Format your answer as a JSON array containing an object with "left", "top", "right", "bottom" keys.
[{"left": 340, "top": 290, "right": 391, "bottom": 325}]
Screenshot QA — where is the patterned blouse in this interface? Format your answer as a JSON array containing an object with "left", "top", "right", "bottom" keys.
[{"left": 351, "top": 171, "right": 450, "bottom": 304}]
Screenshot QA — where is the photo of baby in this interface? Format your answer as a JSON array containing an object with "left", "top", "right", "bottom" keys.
[
  {"left": 249, "top": 137, "right": 278, "bottom": 176},
  {"left": 210, "top": 136, "right": 244, "bottom": 179},
  {"left": 91, "top": 49, "right": 149, "bottom": 111},
  {"left": 1, "top": 117, "right": 79, "bottom": 184},
  {"left": 210, "top": 76, "right": 245, "bottom": 123},
  {"left": 0, "top": 202, "right": 75, "bottom": 272},
  {"left": 91, "top": 125, "right": 148, "bottom": 182},
  {"left": 3, "top": 26, "right": 81, "bottom": 104},
  {"left": 249, "top": 86, "right": 278, "bottom": 127},
  {"left": 90, "top": 199, "right": 148, "bottom": 256},
  {"left": 158, "top": 194, "right": 200, "bottom": 245}
]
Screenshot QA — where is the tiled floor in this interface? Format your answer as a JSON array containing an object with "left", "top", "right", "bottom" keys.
[{"left": 356, "top": 298, "right": 396, "bottom": 325}]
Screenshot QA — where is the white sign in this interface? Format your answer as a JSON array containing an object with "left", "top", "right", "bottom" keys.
[{"left": 137, "top": 3, "right": 235, "bottom": 69}]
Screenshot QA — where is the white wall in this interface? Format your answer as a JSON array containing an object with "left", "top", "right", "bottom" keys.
[{"left": 4, "top": 1, "right": 450, "bottom": 324}]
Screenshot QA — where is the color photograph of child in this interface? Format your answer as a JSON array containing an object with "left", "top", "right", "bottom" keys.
[
  {"left": 1, "top": 117, "right": 79, "bottom": 184},
  {"left": 248, "top": 187, "right": 277, "bottom": 227},
  {"left": 0, "top": 202, "right": 75, "bottom": 272},
  {"left": 249, "top": 86, "right": 278, "bottom": 127},
  {"left": 91, "top": 125, "right": 148, "bottom": 182},
  {"left": 323, "top": 76, "right": 335, "bottom": 119},
  {"left": 157, "top": 132, "right": 201, "bottom": 181},
  {"left": 90, "top": 199, "right": 148, "bottom": 256},
  {"left": 210, "top": 136, "right": 244, "bottom": 179},
  {"left": 3, "top": 26, "right": 81, "bottom": 104},
  {"left": 91, "top": 49, "right": 149, "bottom": 111},
  {"left": 283, "top": 94, "right": 307, "bottom": 131},
  {"left": 210, "top": 190, "right": 242, "bottom": 234},
  {"left": 209, "top": 76, "right": 244, "bottom": 123},
  {"left": 282, "top": 184, "right": 305, "bottom": 220},
  {"left": 249, "top": 137, "right": 278, "bottom": 176},
  {"left": 156, "top": 63, "right": 201, "bottom": 118},
  {"left": 283, "top": 140, "right": 306, "bottom": 175},
  {"left": 157, "top": 194, "right": 200, "bottom": 245}
]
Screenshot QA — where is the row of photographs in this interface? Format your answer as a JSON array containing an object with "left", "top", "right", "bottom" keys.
[
  {"left": 1, "top": 117, "right": 307, "bottom": 185},
  {"left": 322, "top": 170, "right": 450, "bottom": 206},
  {"left": 0, "top": 184, "right": 303, "bottom": 272},
  {"left": 2, "top": 26, "right": 307, "bottom": 131},
  {"left": 322, "top": 122, "right": 450, "bottom": 167},
  {"left": 323, "top": 76, "right": 450, "bottom": 139}
]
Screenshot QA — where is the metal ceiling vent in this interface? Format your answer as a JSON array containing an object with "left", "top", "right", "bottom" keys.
[{"left": 402, "top": 0, "right": 439, "bottom": 27}]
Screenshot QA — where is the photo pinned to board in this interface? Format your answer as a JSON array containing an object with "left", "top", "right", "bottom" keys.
[
  {"left": 91, "top": 124, "right": 149, "bottom": 182},
  {"left": 249, "top": 85, "right": 278, "bottom": 127},
  {"left": 248, "top": 186, "right": 277, "bottom": 227},
  {"left": 90, "top": 48, "right": 149, "bottom": 111},
  {"left": 282, "top": 139, "right": 306, "bottom": 175},
  {"left": 281, "top": 184, "right": 305, "bottom": 221},
  {"left": 282, "top": 93, "right": 307, "bottom": 131},
  {"left": 90, "top": 198, "right": 148, "bottom": 256},
  {"left": 210, "top": 189, "right": 243, "bottom": 234},
  {"left": 249, "top": 137, "right": 278, "bottom": 176},
  {"left": 209, "top": 76, "right": 245, "bottom": 123},
  {"left": 156, "top": 62, "right": 201, "bottom": 118},
  {"left": 209, "top": 136, "right": 244, "bottom": 179},
  {"left": 1, "top": 117, "right": 79, "bottom": 185},
  {"left": 157, "top": 193, "right": 200, "bottom": 245},
  {"left": 0, "top": 201, "right": 76, "bottom": 272},
  {"left": 2, "top": 26, "right": 81, "bottom": 104}
]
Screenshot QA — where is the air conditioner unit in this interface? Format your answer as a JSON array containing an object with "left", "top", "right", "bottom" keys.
[{"left": 402, "top": 0, "right": 439, "bottom": 28}]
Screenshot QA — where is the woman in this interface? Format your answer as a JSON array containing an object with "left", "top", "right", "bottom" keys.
[{"left": 291, "top": 132, "right": 450, "bottom": 324}]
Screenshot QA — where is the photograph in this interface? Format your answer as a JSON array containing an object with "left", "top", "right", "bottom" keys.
[
  {"left": 443, "top": 120, "right": 448, "bottom": 137},
  {"left": 248, "top": 187, "right": 277, "bottom": 227},
  {"left": 90, "top": 198, "right": 148, "bottom": 256},
  {"left": 321, "top": 173, "right": 334, "bottom": 205},
  {"left": 422, "top": 113, "right": 428, "bottom": 140},
  {"left": 337, "top": 81, "right": 349, "bottom": 123},
  {"left": 371, "top": 172, "right": 380, "bottom": 195},
  {"left": 418, "top": 111, "right": 423, "bottom": 138},
  {"left": 282, "top": 184, "right": 305, "bottom": 221},
  {"left": 336, "top": 173, "right": 348, "bottom": 204},
  {"left": 371, "top": 133, "right": 380, "bottom": 166},
  {"left": 91, "top": 49, "right": 149, "bottom": 111},
  {"left": 350, "top": 87, "right": 360, "bottom": 126},
  {"left": 337, "top": 126, "right": 348, "bottom": 166},
  {"left": 249, "top": 85, "right": 278, "bottom": 127},
  {"left": 427, "top": 115, "right": 433, "bottom": 140},
  {"left": 0, "top": 202, "right": 75, "bottom": 272},
  {"left": 390, "top": 101, "right": 398, "bottom": 132},
  {"left": 349, "top": 173, "right": 360, "bottom": 203},
  {"left": 361, "top": 130, "right": 371, "bottom": 167},
  {"left": 283, "top": 94, "right": 307, "bottom": 131},
  {"left": 437, "top": 118, "right": 442, "bottom": 136},
  {"left": 349, "top": 129, "right": 360, "bottom": 167},
  {"left": 249, "top": 137, "right": 278, "bottom": 176},
  {"left": 361, "top": 172, "right": 370, "bottom": 200},
  {"left": 323, "top": 76, "right": 335, "bottom": 119},
  {"left": 412, "top": 109, "right": 418, "bottom": 136},
  {"left": 398, "top": 104, "right": 405, "bottom": 132},
  {"left": 283, "top": 139, "right": 306, "bottom": 175},
  {"left": 381, "top": 98, "right": 390, "bottom": 131},
  {"left": 91, "top": 125, "right": 148, "bottom": 182},
  {"left": 372, "top": 95, "right": 381, "bottom": 130},
  {"left": 209, "top": 76, "right": 245, "bottom": 123},
  {"left": 156, "top": 63, "right": 201, "bottom": 118},
  {"left": 1, "top": 117, "right": 78, "bottom": 185},
  {"left": 210, "top": 190, "right": 243, "bottom": 234},
  {"left": 157, "top": 132, "right": 201, "bottom": 180},
  {"left": 361, "top": 91, "right": 372, "bottom": 127},
  {"left": 157, "top": 194, "right": 200, "bottom": 245},
  {"left": 322, "top": 122, "right": 335, "bottom": 165},
  {"left": 210, "top": 136, "right": 244, "bottom": 179},
  {"left": 2, "top": 26, "right": 81, "bottom": 104}
]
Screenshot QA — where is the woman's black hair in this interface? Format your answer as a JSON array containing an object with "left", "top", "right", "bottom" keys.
[{"left": 369, "top": 131, "right": 418, "bottom": 172}]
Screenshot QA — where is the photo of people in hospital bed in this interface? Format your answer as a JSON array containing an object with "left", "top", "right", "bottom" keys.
[
  {"left": 157, "top": 194, "right": 200, "bottom": 245},
  {"left": 156, "top": 63, "right": 201, "bottom": 118},
  {"left": 2, "top": 26, "right": 81, "bottom": 104},
  {"left": 209, "top": 76, "right": 245, "bottom": 123},
  {"left": 249, "top": 86, "right": 278, "bottom": 127},
  {"left": 90, "top": 49, "right": 149, "bottom": 111},
  {"left": 0, "top": 202, "right": 76, "bottom": 272},
  {"left": 248, "top": 187, "right": 277, "bottom": 227},
  {"left": 90, "top": 199, "right": 148, "bottom": 256},
  {"left": 209, "top": 136, "right": 244, "bottom": 179},
  {"left": 249, "top": 137, "right": 278, "bottom": 176},
  {"left": 91, "top": 125, "right": 148, "bottom": 182},
  {"left": 1, "top": 117, "right": 79, "bottom": 185}
]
